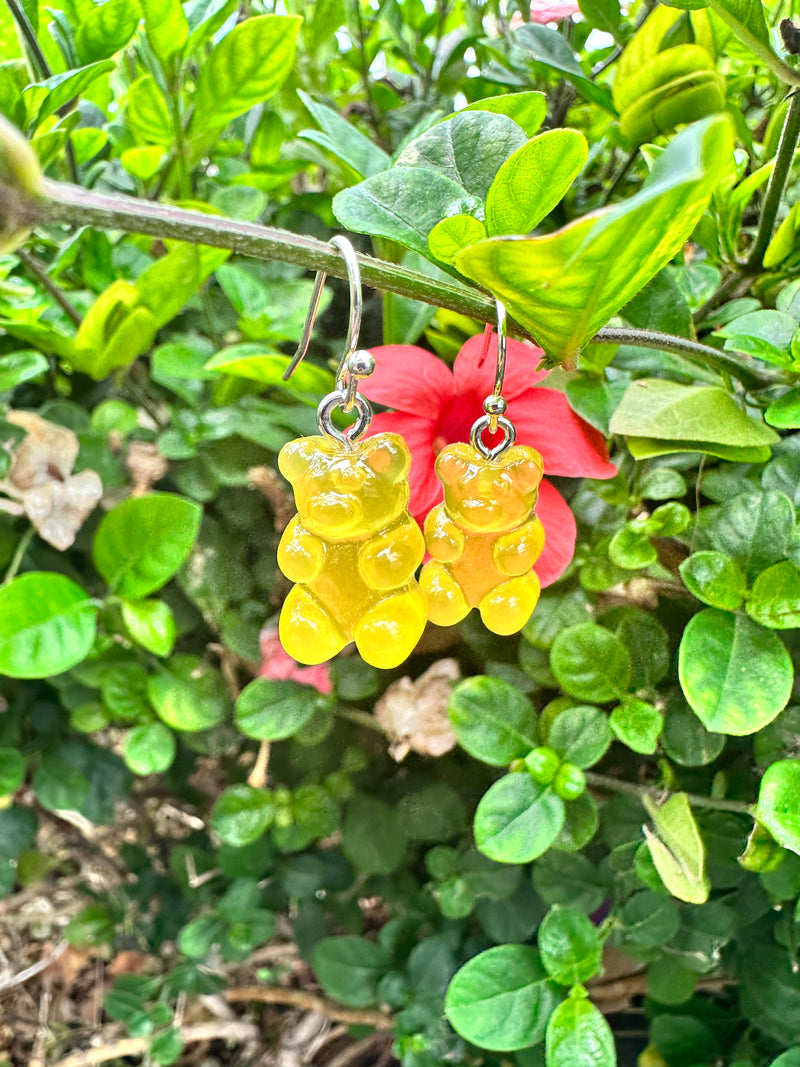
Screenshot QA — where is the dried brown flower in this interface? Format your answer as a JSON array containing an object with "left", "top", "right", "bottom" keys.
[{"left": 374, "top": 658, "right": 460, "bottom": 762}]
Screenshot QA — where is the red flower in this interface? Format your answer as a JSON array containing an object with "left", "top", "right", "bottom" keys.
[
  {"left": 361, "top": 331, "right": 617, "bottom": 587},
  {"left": 260, "top": 627, "right": 333, "bottom": 693}
]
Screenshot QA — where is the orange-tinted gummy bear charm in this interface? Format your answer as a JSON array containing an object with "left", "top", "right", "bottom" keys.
[
  {"left": 277, "top": 433, "right": 427, "bottom": 669},
  {"left": 420, "top": 442, "right": 545, "bottom": 635}
]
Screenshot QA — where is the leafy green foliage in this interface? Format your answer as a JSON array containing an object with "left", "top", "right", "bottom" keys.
[{"left": 1, "top": 2, "right": 800, "bottom": 1064}]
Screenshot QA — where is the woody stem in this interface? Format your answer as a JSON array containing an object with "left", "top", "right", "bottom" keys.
[{"left": 35, "top": 180, "right": 773, "bottom": 388}]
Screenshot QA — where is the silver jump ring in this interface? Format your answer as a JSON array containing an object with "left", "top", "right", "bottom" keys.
[
  {"left": 317, "top": 390, "right": 372, "bottom": 448},
  {"left": 470, "top": 414, "right": 516, "bottom": 461}
]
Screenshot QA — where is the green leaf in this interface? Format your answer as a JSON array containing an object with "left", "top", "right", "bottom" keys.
[
  {"left": 550, "top": 624, "right": 632, "bottom": 702},
  {"left": 746, "top": 561, "right": 800, "bottom": 629},
  {"left": 484, "top": 129, "right": 587, "bottom": 237},
  {"left": 474, "top": 773, "right": 565, "bottom": 863},
  {"left": 609, "top": 699, "right": 663, "bottom": 755},
  {"left": 204, "top": 346, "right": 333, "bottom": 396},
  {"left": 545, "top": 992, "right": 616, "bottom": 1067},
  {"left": 428, "top": 214, "right": 487, "bottom": 266},
  {"left": 123, "top": 722, "right": 176, "bottom": 776},
  {"left": 514, "top": 24, "right": 616, "bottom": 111},
  {"left": 455, "top": 116, "right": 733, "bottom": 364},
  {"left": 578, "top": 0, "right": 622, "bottom": 36},
  {"left": 706, "top": 490, "right": 795, "bottom": 579},
  {"left": 120, "top": 598, "right": 176, "bottom": 657},
  {"left": 394, "top": 112, "right": 527, "bottom": 200},
  {"left": 0, "top": 350, "right": 48, "bottom": 391},
  {"left": 766, "top": 389, "right": 800, "bottom": 429},
  {"left": 189, "top": 15, "right": 301, "bottom": 149},
  {"left": 609, "top": 379, "right": 779, "bottom": 455},
  {"left": 0, "top": 748, "right": 25, "bottom": 795},
  {"left": 448, "top": 676, "right": 537, "bottom": 766},
  {"left": 75, "top": 0, "right": 141, "bottom": 63},
  {"left": 462, "top": 91, "right": 547, "bottom": 136},
  {"left": 94, "top": 493, "right": 202, "bottom": 598},
  {"left": 148, "top": 656, "right": 230, "bottom": 732},
  {"left": 342, "top": 796, "right": 407, "bottom": 874},
  {"left": 141, "top": 0, "right": 189, "bottom": 70},
  {"left": 533, "top": 852, "right": 607, "bottom": 912},
  {"left": 679, "top": 608, "right": 793, "bottom": 734},
  {"left": 136, "top": 242, "right": 231, "bottom": 331},
  {"left": 548, "top": 705, "right": 612, "bottom": 768},
  {"left": 643, "top": 792, "right": 710, "bottom": 904},
  {"left": 211, "top": 784, "right": 274, "bottom": 847},
  {"left": 313, "top": 936, "right": 390, "bottom": 1008},
  {"left": 757, "top": 760, "right": 800, "bottom": 855},
  {"left": 617, "top": 890, "right": 679, "bottom": 949},
  {"left": 235, "top": 677, "right": 322, "bottom": 741},
  {"left": 126, "top": 75, "right": 173, "bottom": 145},
  {"left": 662, "top": 701, "right": 725, "bottom": 766},
  {"left": 24, "top": 61, "right": 115, "bottom": 126},
  {"left": 445, "top": 944, "right": 559, "bottom": 1051},
  {"left": 538, "top": 907, "right": 603, "bottom": 985},
  {"left": 0, "top": 573, "right": 97, "bottom": 678},
  {"left": 716, "top": 309, "right": 797, "bottom": 367},
  {"left": 679, "top": 551, "right": 747, "bottom": 610},
  {"left": 334, "top": 167, "right": 478, "bottom": 260},
  {"left": 298, "top": 89, "right": 390, "bottom": 179}
]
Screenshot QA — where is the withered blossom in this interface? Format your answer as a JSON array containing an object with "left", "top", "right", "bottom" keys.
[
  {"left": 0, "top": 411, "right": 102, "bottom": 550},
  {"left": 374, "top": 658, "right": 460, "bottom": 762}
]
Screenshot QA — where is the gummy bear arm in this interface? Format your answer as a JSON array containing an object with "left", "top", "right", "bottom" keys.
[
  {"left": 492, "top": 516, "right": 545, "bottom": 576},
  {"left": 358, "top": 516, "right": 426, "bottom": 590},
  {"left": 278, "top": 516, "right": 326, "bottom": 583},
  {"left": 424, "top": 504, "right": 465, "bottom": 563}
]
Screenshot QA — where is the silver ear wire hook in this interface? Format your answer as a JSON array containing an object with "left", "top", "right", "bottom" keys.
[
  {"left": 283, "top": 235, "right": 374, "bottom": 447},
  {"left": 470, "top": 299, "right": 516, "bottom": 461}
]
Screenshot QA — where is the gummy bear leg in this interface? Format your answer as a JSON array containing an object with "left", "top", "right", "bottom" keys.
[
  {"left": 479, "top": 573, "right": 541, "bottom": 636},
  {"left": 420, "top": 561, "right": 470, "bottom": 627},
  {"left": 353, "top": 587, "right": 427, "bottom": 669},
  {"left": 279, "top": 585, "right": 349, "bottom": 664}
]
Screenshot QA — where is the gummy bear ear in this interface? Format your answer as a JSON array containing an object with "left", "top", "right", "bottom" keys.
[
  {"left": 364, "top": 435, "right": 410, "bottom": 480},
  {"left": 507, "top": 449, "right": 544, "bottom": 493},
  {"left": 278, "top": 438, "right": 317, "bottom": 484},
  {"left": 435, "top": 444, "right": 472, "bottom": 484}
]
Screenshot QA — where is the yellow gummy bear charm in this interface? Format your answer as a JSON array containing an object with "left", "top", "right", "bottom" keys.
[
  {"left": 277, "top": 432, "right": 427, "bottom": 669},
  {"left": 420, "top": 442, "right": 545, "bottom": 635}
]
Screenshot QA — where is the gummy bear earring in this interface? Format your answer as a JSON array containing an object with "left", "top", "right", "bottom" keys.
[
  {"left": 276, "top": 236, "right": 427, "bottom": 670},
  {"left": 420, "top": 301, "right": 546, "bottom": 635}
]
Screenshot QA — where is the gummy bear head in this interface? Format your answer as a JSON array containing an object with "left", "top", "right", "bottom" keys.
[
  {"left": 436, "top": 442, "right": 543, "bottom": 533},
  {"left": 279, "top": 433, "right": 411, "bottom": 540}
]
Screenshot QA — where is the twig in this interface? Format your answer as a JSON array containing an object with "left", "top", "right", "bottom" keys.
[
  {"left": 223, "top": 985, "right": 393, "bottom": 1029},
  {"left": 584, "top": 771, "right": 755, "bottom": 815},
  {"left": 34, "top": 179, "right": 772, "bottom": 384},
  {"left": 16, "top": 248, "right": 82, "bottom": 325},
  {"left": 50, "top": 1020, "right": 260, "bottom": 1067},
  {"left": 248, "top": 740, "right": 271, "bottom": 789},
  {"left": 0, "top": 941, "right": 67, "bottom": 992},
  {"left": 744, "top": 89, "right": 800, "bottom": 271},
  {"left": 3, "top": 525, "right": 35, "bottom": 584}
]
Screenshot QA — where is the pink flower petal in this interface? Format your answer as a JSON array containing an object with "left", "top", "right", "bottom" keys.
[
  {"left": 361, "top": 345, "right": 455, "bottom": 418},
  {"left": 453, "top": 333, "right": 549, "bottom": 401},
  {"left": 508, "top": 389, "right": 617, "bottom": 479},
  {"left": 367, "top": 411, "right": 442, "bottom": 522},
  {"left": 261, "top": 628, "right": 333, "bottom": 693},
  {"left": 533, "top": 478, "right": 578, "bottom": 587}
]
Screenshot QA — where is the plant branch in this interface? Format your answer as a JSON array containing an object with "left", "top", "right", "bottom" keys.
[
  {"left": 705, "top": 0, "right": 800, "bottom": 86},
  {"left": 35, "top": 179, "right": 772, "bottom": 385},
  {"left": 6, "top": 0, "right": 79, "bottom": 184},
  {"left": 584, "top": 771, "right": 755, "bottom": 815},
  {"left": 224, "top": 985, "right": 393, "bottom": 1028},
  {"left": 593, "top": 328, "right": 776, "bottom": 388},
  {"left": 744, "top": 89, "right": 800, "bottom": 271},
  {"left": 16, "top": 248, "right": 82, "bottom": 324}
]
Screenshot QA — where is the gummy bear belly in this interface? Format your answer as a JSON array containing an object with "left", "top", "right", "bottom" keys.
[
  {"left": 449, "top": 534, "right": 505, "bottom": 607},
  {"left": 307, "top": 541, "right": 381, "bottom": 635}
]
